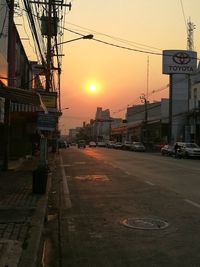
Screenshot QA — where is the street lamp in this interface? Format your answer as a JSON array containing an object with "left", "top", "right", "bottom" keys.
[
  {"left": 56, "top": 34, "right": 94, "bottom": 47},
  {"left": 58, "top": 107, "right": 69, "bottom": 116},
  {"left": 61, "top": 107, "right": 69, "bottom": 111},
  {"left": 53, "top": 34, "right": 94, "bottom": 110}
]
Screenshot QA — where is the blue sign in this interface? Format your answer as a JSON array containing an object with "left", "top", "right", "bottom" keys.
[{"left": 37, "top": 113, "right": 57, "bottom": 131}]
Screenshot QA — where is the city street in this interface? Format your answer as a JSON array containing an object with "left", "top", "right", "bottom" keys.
[{"left": 43, "top": 146, "right": 200, "bottom": 267}]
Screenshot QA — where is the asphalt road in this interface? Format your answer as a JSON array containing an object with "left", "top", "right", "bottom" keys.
[
  {"left": 44, "top": 147, "right": 200, "bottom": 267},
  {"left": 80, "top": 147, "right": 200, "bottom": 204}
]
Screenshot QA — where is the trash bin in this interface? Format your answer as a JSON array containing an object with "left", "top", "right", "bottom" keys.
[{"left": 32, "top": 166, "right": 48, "bottom": 194}]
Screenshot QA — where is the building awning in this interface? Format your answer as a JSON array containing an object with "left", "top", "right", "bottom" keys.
[{"left": 0, "top": 86, "right": 42, "bottom": 106}]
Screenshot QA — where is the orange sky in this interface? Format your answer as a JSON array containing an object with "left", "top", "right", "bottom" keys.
[{"left": 16, "top": 0, "right": 200, "bottom": 133}]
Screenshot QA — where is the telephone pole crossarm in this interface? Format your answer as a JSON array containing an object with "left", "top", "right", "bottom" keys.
[{"left": 29, "top": 1, "right": 72, "bottom": 8}]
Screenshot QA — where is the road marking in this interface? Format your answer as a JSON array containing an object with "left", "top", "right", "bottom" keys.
[
  {"left": 184, "top": 199, "right": 200, "bottom": 209},
  {"left": 60, "top": 155, "right": 72, "bottom": 209},
  {"left": 125, "top": 171, "right": 131, "bottom": 175},
  {"left": 145, "top": 181, "right": 155, "bottom": 186}
]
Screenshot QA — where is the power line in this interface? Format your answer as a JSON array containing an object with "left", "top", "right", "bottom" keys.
[
  {"left": 180, "top": 0, "right": 187, "bottom": 32},
  {"left": 64, "top": 27, "right": 162, "bottom": 56},
  {"left": 64, "top": 27, "right": 200, "bottom": 61},
  {"left": 112, "top": 74, "right": 191, "bottom": 115},
  {"left": 65, "top": 22, "right": 162, "bottom": 52}
]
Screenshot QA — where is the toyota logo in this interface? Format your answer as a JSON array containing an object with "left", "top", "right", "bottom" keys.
[{"left": 173, "top": 52, "right": 191, "bottom": 65}]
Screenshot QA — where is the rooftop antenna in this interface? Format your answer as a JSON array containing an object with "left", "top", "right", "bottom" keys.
[{"left": 187, "top": 18, "right": 195, "bottom": 51}]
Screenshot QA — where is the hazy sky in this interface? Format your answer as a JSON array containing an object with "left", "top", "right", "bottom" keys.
[{"left": 18, "top": 0, "right": 200, "bottom": 132}]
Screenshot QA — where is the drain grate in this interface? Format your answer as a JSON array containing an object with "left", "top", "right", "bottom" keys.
[{"left": 121, "top": 217, "right": 169, "bottom": 230}]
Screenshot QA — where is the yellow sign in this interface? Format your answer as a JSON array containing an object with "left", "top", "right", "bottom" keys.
[{"left": 40, "top": 94, "right": 57, "bottom": 108}]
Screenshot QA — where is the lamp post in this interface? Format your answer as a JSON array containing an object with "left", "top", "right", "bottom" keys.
[
  {"left": 61, "top": 107, "right": 69, "bottom": 111},
  {"left": 53, "top": 34, "right": 93, "bottom": 116},
  {"left": 55, "top": 34, "right": 94, "bottom": 47},
  {"left": 140, "top": 94, "right": 148, "bottom": 145}
]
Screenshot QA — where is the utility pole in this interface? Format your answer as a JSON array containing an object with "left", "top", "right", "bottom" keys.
[
  {"left": 187, "top": 18, "right": 195, "bottom": 51},
  {"left": 146, "top": 56, "right": 149, "bottom": 101},
  {"left": 44, "top": 1, "right": 72, "bottom": 92},
  {"left": 2, "top": 0, "right": 14, "bottom": 171},
  {"left": 46, "top": 0, "right": 52, "bottom": 92},
  {"left": 140, "top": 94, "right": 148, "bottom": 145}
]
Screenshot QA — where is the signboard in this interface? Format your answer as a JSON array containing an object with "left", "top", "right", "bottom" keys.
[
  {"left": 37, "top": 113, "right": 57, "bottom": 131},
  {"left": 163, "top": 50, "right": 197, "bottom": 74},
  {"left": 37, "top": 91, "right": 57, "bottom": 109}
]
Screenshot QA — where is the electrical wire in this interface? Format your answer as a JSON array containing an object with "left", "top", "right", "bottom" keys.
[
  {"left": 66, "top": 22, "right": 162, "bottom": 52},
  {"left": 64, "top": 27, "right": 200, "bottom": 61},
  {"left": 112, "top": 74, "right": 192, "bottom": 115},
  {"left": 180, "top": 0, "right": 187, "bottom": 32},
  {"left": 64, "top": 27, "right": 163, "bottom": 56},
  {"left": 23, "top": 0, "right": 46, "bottom": 65},
  {"left": 20, "top": 3, "right": 38, "bottom": 59}
]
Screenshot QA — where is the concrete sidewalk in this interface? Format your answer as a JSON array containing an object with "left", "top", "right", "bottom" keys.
[{"left": 0, "top": 155, "right": 53, "bottom": 267}]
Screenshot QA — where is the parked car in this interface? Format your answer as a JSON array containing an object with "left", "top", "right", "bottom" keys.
[
  {"left": 70, "top": 142, "right": 76, "bottom": 146},
  {"left": 58, "top": 140, "right": 68, "bottom": 149},
  {"left": 89, "top": 141, "right": 97, "bottom": 147},
  {"left": 122, "top": 141, "right": 132, "bottom": 150},
  {"left": 97, "top": 141, "right": 106, "bottom": 147},
  {"left": 130, "top": 142, "right": 146, "bottom": 152},
  {"left": 106, "top": 141, "right": 116, "bottom": 148},
  {"left": 114, "top": 142, "right": 123, "bottom": 149},
  {"left": 176, "top": 142, "right": 200, "bottom": 158},
  {"left": 161, "top": 144, "right": 174, "bottom": 156},
  {"left": 77, "top": 140, "right": 86, "bottom": 148}
]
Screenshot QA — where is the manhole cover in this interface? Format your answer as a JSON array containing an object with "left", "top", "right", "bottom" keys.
[{"left": 121, "top": 217, "right": 169, "bottom": 230}]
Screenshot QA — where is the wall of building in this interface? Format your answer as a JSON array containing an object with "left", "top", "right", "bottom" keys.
[{"left": 0, "top": 0, "right": 8, "bottom": 85}]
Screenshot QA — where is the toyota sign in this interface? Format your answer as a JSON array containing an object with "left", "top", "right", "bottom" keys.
[{"left": 162, "top": 50, "right": 197, "bottom": 74}]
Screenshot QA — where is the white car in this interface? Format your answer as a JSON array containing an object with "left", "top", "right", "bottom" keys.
[
  {"left": 97, "top": 141, "right": 106, "bottom": 147},
  {"left": 177, "top": 142, "right": 200, "bottom": 158},
  {"left": 114, "top": 142, "right": 123, "bottom": 149},
  {"left": 106, "top": 141, "right": 116, "bottom": 148},
  {"left": 89, "top": 141, "right": 97, "bottom": 147},
  {"left": 122, "top": 141, "right": 132, "bottom": 150},
  {"left": 131, "top": 142, "right": 146, "bottom": 152}
]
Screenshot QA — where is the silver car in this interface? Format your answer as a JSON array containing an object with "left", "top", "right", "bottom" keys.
[
  {"left": 177, "top": 142, "right": 200, "bottom": 158},
  {"left": 130, "top": 142, "right": 146, "bottom": 152}
]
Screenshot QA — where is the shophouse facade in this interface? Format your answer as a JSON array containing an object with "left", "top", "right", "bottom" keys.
[
  {"left": 111, "top": 99, "right": 169, "bottom": 148},
  {"left": 0, "top": 2, "right": 43, "bottom": 159}
]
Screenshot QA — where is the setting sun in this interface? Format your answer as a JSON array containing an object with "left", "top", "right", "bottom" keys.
[
  {"left": 89, "top": 84, "right": 97, "bottom": 92},
  {"left": 85, "top": 82, "right": 101, "bottom": 95}
]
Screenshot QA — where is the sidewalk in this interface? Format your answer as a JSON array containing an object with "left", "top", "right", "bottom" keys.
[{"left": 0, "top": 155, "right": 53, "bottom": 267}]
